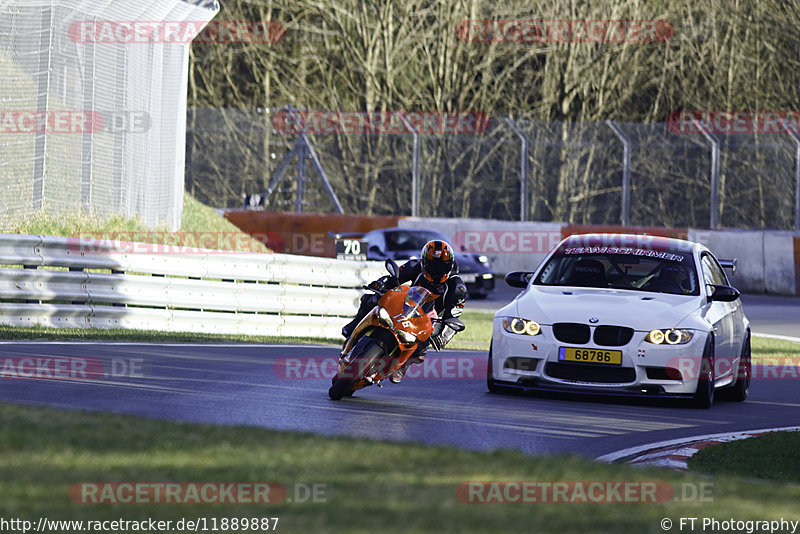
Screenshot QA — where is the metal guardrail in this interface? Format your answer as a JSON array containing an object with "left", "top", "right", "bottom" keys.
[{"left": 0, "top": 234, "right": 385, "bottom": 338}]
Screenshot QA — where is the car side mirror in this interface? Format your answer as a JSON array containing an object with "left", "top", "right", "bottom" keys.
[
  {"left": 708, "top": 284, "right": 740, "bottom": 302},
  {"left": 505, "top": 271, "right": 534, "bottom": 288}
]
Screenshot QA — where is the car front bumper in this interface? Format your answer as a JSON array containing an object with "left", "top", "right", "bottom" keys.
[{"left": 490, "top": 321, "right": 707, "bottom": 396}]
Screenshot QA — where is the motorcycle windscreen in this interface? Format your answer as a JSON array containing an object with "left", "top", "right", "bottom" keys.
[{"left": 403, "top": 286, "right": 435, "bottom": 318}]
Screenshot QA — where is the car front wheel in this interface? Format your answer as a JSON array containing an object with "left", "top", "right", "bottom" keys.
[
  {"left": 720, "top": 333, "right": 751, "bottom": 402},
  {"left": 690, "top": 335, "right": 715, "bottom": 409}
]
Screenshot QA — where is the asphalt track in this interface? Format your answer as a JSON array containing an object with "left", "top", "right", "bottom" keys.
[{"left": 0, "top": 286, "right": 798, "bottom": 459}]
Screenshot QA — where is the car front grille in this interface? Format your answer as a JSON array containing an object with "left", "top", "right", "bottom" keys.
[
  {"left": 545, "top": 362, "right": 636, "bottom": 383},
  {"left": 593, "top": 325, "right": 634, "bottom": 346},
  {"left": 551, "top": 323, "right": 634, "bottom": 347},
  {"left": 552, "top": 323, "right": 591, "bottom": 344}
]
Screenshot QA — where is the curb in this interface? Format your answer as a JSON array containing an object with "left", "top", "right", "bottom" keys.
[{"left": 596, "top": 426, "right": 800, "bottom": 470}]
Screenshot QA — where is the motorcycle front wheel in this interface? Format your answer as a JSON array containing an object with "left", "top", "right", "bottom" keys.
[{"left": 328, "top": 338, "right": 388, "bottom": 400}]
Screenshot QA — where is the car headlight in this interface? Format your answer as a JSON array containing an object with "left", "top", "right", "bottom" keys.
[
  {"left": 397, "top": 330, "right": 417, "bottom": 343},
  {"left": 646, "top": 329, "right": 694, "bottom": 345},
  {"left": 478, "top": 255, "right": 489, "bottom": 264},
  {"left": 377, "top": 307, "right": 392, "bottom": 327},
  {"left": 502, "top": 317, "right": 541, "bottom": 336}
]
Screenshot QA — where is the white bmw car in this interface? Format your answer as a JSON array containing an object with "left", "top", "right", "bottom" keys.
[{"left": 488, "top": 233, "right": 751, "bottom": 408}]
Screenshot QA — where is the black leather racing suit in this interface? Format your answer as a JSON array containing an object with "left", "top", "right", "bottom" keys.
[{"left": 341, "top": 258, "right": 467, "bottom": 353}]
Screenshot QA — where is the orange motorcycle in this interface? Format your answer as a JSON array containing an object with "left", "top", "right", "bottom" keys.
[{"left": 329, "top": 259, "right": 465, "bottom": 400}]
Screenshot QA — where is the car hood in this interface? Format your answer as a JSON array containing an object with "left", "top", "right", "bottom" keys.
[{"left": 512, "top": 286, "right": 701, "bottom": 330}]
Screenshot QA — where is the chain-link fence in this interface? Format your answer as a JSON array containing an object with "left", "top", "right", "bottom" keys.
[
  {"left": 187, "top": 109, "right": 800, "bottom": 230},
  {"left": 0, "top": 0, "right": 218, "bottom": 230}
]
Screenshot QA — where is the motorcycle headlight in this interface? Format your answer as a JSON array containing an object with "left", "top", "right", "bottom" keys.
[
  {"left": 377, "top": 307, "right": 392, "bottom": 327},
  {"left": 646, "top": 329, "right": 693, "bottom": 345},
  {"left": 397, "top": 330, "right": 417, "bottom": 343},
  {"left": 502, "top": 317, "right": 541, "bottom": 336}
]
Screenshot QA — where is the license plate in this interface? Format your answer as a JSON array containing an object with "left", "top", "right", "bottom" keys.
[
  {"left": 558, "top": 347, "right": 622, "bottom": 365},
  {"left": 460, "top": 273, "right": 477, "bottom": 283}
]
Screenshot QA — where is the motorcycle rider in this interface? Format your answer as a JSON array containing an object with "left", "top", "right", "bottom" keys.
[{"left": 340, "top": 239, "right": 467, "bottom": 383}]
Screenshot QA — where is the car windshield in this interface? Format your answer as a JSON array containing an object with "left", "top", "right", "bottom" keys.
[
  {"left": 384, "top": 230, "right": 445, "bottom": 251},
  {"left": 534, "top": 251, "right": 699, "bottom": 295},
  {"left": 403, "top": 286, "right": 436, "bottom": 318}
]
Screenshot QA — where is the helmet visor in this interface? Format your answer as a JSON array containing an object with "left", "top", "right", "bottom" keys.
[{"left": 423, "top": 257, "right": 452, "bottom": 282}]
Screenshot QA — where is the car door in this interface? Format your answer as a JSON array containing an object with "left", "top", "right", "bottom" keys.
[{"left": 700, "top": 253, "right": 736, "bottom": 381}]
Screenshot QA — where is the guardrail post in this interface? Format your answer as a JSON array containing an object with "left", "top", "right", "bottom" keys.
[
  {"left": 695, "top": 121, "right": 721, "bottom": 229},
  {"left": 606, "top": 121, "right": 631, "bottom": 226},
  {"left": 504, "top": 118, "right": 529, "bottom": 221}
]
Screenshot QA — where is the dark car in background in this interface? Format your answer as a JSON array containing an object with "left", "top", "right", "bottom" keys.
[{"left": 336, "top": 227, "right": 495, "bottom": 298}]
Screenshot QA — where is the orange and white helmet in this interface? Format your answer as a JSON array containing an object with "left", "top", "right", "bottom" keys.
[{"left": 420, "top": 240, "right": 455, "bottom": 284}]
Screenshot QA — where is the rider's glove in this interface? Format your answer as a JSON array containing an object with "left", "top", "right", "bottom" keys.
[
  {"left": 368, "top": 275, "right": 398, "bottom": 293},
  {"left": 430, "top": 321, "right": 460, "bottom": 351}
]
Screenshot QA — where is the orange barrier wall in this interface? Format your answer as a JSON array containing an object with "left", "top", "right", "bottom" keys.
[{"left": 224, "top": 211, "right": 401, "bottom": 257}]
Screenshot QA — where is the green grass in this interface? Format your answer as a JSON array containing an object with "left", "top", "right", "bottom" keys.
[
  {"left": 180, "top": 193, "right": 250, "bottom": 236},
  {"left": 1, "top": 211, "right": 153, "bottom": 236},
  {"left": 750, "top": 336, "right": 800, "bottom": 363},
  {"left": 448, "top": 310, "right": 493, "bottom": 350},
  {"left": 0, "top": 193, "right": 269, "bottom": 253},
  {"left": 688, "top": 432, "right": 800, "bottom": 483},
  {"left": 1, "top": 403, "right": 800, "bottom": 534},
  {"left": 0, "top": 325, "right": 333, "bottom": 344}
]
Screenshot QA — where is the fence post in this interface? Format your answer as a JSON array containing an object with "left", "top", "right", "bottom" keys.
[
  {"left": 606, "top": 121, "right": 631, "bottom": 226},
  {"left": 504, "top": 119, "right": 529, "bottom": 221},
  {"left": 695, "top": 121, "right": 721, "bottom": 229},
  {"left": 785, "top": 126, "right": 800, "bottom": 231},
  {"left": 32, "top": 6, "right": 54, "bottom": 210},
  {"left": 398, "top": 114, "right": 420, "bottom": 217}
]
